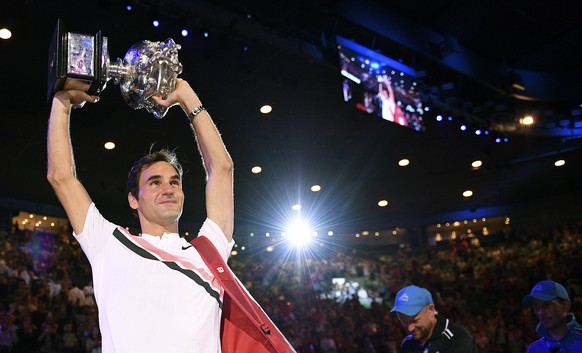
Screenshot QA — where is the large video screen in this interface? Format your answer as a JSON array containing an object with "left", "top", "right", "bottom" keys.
[{"left": 337, "top": 36, "right": 426, "bottom": 132}]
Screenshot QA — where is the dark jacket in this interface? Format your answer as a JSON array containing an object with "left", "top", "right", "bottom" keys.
[{"left": 400, "top": 315, "right": 479, "bottom": 353}]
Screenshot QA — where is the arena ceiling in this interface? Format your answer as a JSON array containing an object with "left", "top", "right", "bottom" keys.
[{"left": 1, "top": 0, "right": 581, "bottom": 239}]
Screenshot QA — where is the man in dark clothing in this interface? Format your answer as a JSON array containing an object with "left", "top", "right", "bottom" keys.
[
  {"left": 390, "top": 285, "right": 479, "bottom": 353},
  {"left": 522, "top": 280, "right": 582, "bottom": 353}
]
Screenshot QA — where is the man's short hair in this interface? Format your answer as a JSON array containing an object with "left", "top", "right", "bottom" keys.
[{"left": 126, "top": 149, "right": 183, "bottom": 217}]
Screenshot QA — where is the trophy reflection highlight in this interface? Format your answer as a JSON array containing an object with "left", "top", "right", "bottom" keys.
[{"left": 48, "top": 20, "right": 183, "bottom": 119}]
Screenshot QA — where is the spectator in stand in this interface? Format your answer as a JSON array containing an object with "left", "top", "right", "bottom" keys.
[
  {"left": 390, "top": 285, "right": 479, "bottom": 353},
  {"left": 522, "top": 280, "right": 582, "bottom": 352}
]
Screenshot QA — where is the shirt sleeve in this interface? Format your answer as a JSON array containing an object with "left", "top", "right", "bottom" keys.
[
  {"left": 73, "top": 203, "right": 117, "bottom": 264},
  {"left": 198, "top": 217, "right": 235, "bottom": 261}
]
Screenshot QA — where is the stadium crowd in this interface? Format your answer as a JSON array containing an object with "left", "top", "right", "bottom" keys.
[{"left": 0, "top": 221, "right": 580, "bottom": 353}]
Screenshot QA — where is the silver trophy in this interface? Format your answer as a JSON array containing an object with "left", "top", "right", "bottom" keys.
[{"left": 48, "top": 19, "right": 183, "bottom": 119}]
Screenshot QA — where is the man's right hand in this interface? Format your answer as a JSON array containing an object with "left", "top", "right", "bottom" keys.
[{"left": 55, "top": 79, "right": 100, "bottom": 109}]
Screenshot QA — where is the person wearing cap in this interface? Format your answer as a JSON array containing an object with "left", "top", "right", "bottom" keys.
[
  {"left": 522, "top": 280, "right": 582, "bottom": 353},
  {"left": 390, "top": 285, "right": 479, "bottom": 353}
]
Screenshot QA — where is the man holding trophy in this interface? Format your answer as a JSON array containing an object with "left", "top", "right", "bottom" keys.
[{"left": 47, "top": 24, "right": 235, "bottom": 352}]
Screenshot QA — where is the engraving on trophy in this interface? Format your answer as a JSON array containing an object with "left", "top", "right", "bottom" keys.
[{"left": 67, "top": 33, "right": 95, "bottom": 76}]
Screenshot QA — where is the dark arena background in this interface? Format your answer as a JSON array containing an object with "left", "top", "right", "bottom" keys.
[{"left": 1, "top": 1, "right": 581, "bottom": 352}]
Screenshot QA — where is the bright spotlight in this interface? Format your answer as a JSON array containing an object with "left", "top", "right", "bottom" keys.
[{"left": 286, "top": 220, "right": 313, "bottom": 247}]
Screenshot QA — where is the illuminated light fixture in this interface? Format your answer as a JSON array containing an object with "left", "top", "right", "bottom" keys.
[
  {"left": 310, "top": 184, "right": 321, "bottom": 192},
  {"left": 462, "top": 190, "right": 473, "bottom": 198},
  {"left": 104, "top": 141, "right": 116, "bottom": 150},
  {"left": 286, "top": 219, "right": 313, "bottom": 247},
  {"left": 260, "top": 105, "right": 272, "bottom": 114},
  {"left": 291, "top": 204, "right": 301, "bottom": 211},
  {"left": 520, "top": 115, "right": 534, "bottom": 125},
  {"left": 436, "top": 115, "right": 443, "bottom": 122},
  {"left": 266, "top": 246, "right": 274, "bottom": 252},
  {"left": 0, "top": 28, "right": 12, "bottom": 40},
  {"left": 178, "top": 18, "right": 189, "bottom": 37},
  {"left": 251, "top": 166, "right": 262, "bottom": 174},
  {"left": 203, "top": 31, "right": 209, "bottom": 38},
  {"left": 377, "top": 200, "right": 388, "bottom": 207},
  {"left": 471, "top": 160, "right": 482, "bottom": 169},
  {"left": 362, "top": 231, "right": 369, "bottom": 236},
  {"left": 124, "top": 0, "right": 134, "bottom": 10},
  {"left": 554, "top": 159, "right": 566, "bottom": 167},
  {"left": 475, "top": 129, "right": 482, "bottom": 135},
  {"left": 149, "top": 9, "right": 161, "bottom": 27},
  {"left": 374, "top": 232, "right": 380, "bottom": 236},
  {"left": 460, "top": 124, "right": 467, "bottom": 131},
  {"left": 327, "top": 231, "right": 333, "bottom": 236},
  {"left": 398, "top": 159, "right": 410, "bottom": 167}
]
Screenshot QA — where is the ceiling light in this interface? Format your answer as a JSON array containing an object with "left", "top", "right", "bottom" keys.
[
  {"left": 471, "top": 160, "right": 482, "bottom": 169},
  {"left": 310, "top": 185, "right": 321, "bottom": 192},
  {"left": 398, "top": 159, "right": 410, "bottom": 167},
  {"left": 260, "top": 105, "right": 272, "bottom": 114},
  {"left": 520, "top": 115, "right": 534, "bottom": 125},
  {"left": 378, "top": 200, "right": 388, "bottom": 207},
  {"left": 251, "top": 166, "right": 262, "bottom": 174},
  {"left": 462, "top": 190, "right": 473, "bottom": 198},
  {"left": 554, "top": 159, "right": 565, "bottom": 167},
  {"left": 0, "top": 28, "right": 12, "bottom": 40}
]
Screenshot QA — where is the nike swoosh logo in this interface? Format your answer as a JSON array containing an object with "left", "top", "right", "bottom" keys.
[{"left": 181, "top": 244, "right": 193, "bottom": 250}]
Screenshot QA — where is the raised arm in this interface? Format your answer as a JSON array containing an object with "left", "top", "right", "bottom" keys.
[
  {"left": 47, "top": 81, "right": 99, "bottom": 234},
  {"left": 152, "top": 80, "right": 234, "bottom": 241}
]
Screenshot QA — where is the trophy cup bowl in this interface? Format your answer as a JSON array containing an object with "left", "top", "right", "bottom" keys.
[{"left": 110, "top": 38, "right": 183, "bottom": 119}]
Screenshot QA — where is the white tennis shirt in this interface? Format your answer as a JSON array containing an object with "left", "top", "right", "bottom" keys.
[{"left": 74, "top": 203, "right": 234, "bottom": 353}]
